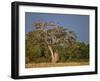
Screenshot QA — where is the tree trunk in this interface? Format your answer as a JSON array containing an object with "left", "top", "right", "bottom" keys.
[
  {"left": 54, "top": 52, "right": 59, "bottom": 62},
  {"left": 48, "top": 45, "right": 55, "bottom": 63}
]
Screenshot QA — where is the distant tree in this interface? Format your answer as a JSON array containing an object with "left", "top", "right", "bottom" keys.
[
  {"left": 32, "top": 22, "right": 77, "bottom": 63},
  {"left": 68, "top": 42, "right": 89, "bottom": 62}
]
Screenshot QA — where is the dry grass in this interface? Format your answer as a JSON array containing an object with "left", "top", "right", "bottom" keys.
[{"left": 25, "top": 62, "right": 89, "bottom": 68}]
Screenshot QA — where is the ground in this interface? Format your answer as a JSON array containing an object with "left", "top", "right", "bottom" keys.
[{"left": 25, "top": 62, "right": 89, "bottom": 68}]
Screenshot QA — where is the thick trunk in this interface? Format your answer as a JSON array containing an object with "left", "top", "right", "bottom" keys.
[
  {"left": 44, "top": 30, "right": 55, "bottom": 63},
  {"left": 48, "top": 45, "right": 55, "bottom": 63},
  {"left": 54, "top": 52, "right": 59, "bottom": 62}
]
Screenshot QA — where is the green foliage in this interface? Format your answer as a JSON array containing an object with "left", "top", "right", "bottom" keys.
[
  {"left": 25, "top": 22, "right": 89, "bottom": 63},
  {"left": 26, "top": 33, "right": 89, "bottom": 63}
]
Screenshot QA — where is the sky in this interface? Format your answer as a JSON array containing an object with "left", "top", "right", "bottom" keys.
[{"left": 25, "top": 12, "right": 89, "bottom": 43}]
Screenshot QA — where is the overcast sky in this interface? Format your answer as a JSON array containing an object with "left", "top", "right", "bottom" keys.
[{"left": 25, "top": 12, "right": 89, "bottom": 43}]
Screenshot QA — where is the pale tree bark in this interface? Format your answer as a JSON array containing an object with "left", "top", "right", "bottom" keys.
[
  {"left": 44, "top": 30, "right": 56, "bottom": 63},
  {"left": 54, "top": 52, "right": 59, "bottom": 62},
  {"left": 48, "top": 45, "right": 55, "bottom": 63}
]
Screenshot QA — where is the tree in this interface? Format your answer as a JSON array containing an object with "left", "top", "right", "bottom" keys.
[{"left": 32, "top": 21, "right": 77, "bottom": 63}]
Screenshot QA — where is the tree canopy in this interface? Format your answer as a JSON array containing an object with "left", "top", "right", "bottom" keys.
[{"left": 25, "top": 22, "right": 89, "bottom": 63}]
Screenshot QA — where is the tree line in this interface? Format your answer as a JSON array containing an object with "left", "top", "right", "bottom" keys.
[{"left": 25, "top": 22, "right": 89, "bottom": 64}]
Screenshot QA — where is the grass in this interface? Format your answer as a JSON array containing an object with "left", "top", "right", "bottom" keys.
[{"left": 25, "top": 62, "right": 89, "bottom": 68}]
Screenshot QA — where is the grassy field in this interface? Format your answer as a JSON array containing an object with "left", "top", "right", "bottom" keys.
[{"left": 25, "top": 62, "right": 89, "bottom": 68}]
